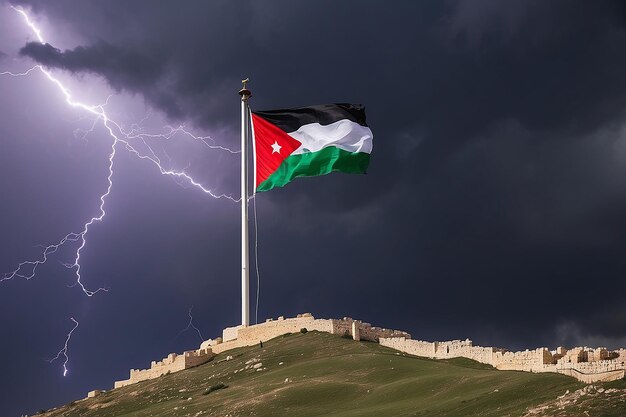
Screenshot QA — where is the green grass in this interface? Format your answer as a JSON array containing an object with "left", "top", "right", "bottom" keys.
[{"left": 40, "top": 332, "right": 597, "bottom": 417}]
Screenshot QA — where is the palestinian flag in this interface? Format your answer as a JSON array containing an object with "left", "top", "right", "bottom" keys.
[{"left": 251, "top": 103, "right": 373, "bottom": 192}]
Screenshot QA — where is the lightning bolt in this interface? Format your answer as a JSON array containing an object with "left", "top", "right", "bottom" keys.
[
  {"left": 48, "top": 317, "right": 79, "bottom": 377},
  {"left": 2, "top": 6, "right": 240, "bottom": 297},
  {"left": 10, "top": 5, "right": 43, "bottom": 43},
  {"left": 2, "top": 6, "right": 244, "bottom": 377},
  {"left": 177, "top": 306, "right": 205, "bottom": 343}
]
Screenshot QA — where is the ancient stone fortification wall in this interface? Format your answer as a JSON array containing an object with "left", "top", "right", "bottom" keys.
[
  {"left": 112, "top": 313, "right": 624, "bottom": 391},
  {"left": 114, "top": 313, "right": 410, "bottom": 389},
  {"left": 380, "top": 337, "right": 626, "bottom": 383},
  {"left": 557, "top": 361, "right": 626, "bottom": 384},
  {"left": 201, "top": 314, "right": 410, "bottom": 354},
  {"left": 489, "top": 348, "right": 553, "bottom": 372},
  {"left": 114, "top": 348, "right": 214, "bottom": 388},
  {"left": 378, "top": 338, "right": 497, "bottom": 365},
  {"left": 201, "top": 314, "right": 334, "bottom": 355},
  {"left": 355, "top": 321, "right": 410, "bottom": 342},
  {"left": 379, "top": 337, "right": 437, "bottom": 358},
  {"left": 237, "top": 314, "right": 334, "bottom": 342}
]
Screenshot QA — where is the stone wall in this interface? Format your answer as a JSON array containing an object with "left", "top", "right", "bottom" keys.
[
  {"left": 379, "top": 337, "right": 500, "bottom": 366},
  {"left": 379, "top": 337, "right": 437, "bottom": 358},
  {"left": 461, "top": 345, "right": 498, "bottom": 365},
  {"left": 557, "top": 360, "right": 626, "bottom": 384},
  {"left": 356, "top": 321, "right": 410, "bottom": 342},
  {"left": 114, "top": 348, "right": 214, "bottom": 388},
  {"left": 114, "top": 314, "right": 411, "bottom": 389},
  {"left": 111, "top": 313, "right": 624, "bottom": 391},
  {"left": 586, "top": 348, "right": 609, "bottom": 362},
  {"left": 492, "top": 348, "right": 552, "bottom": 371},
  {"left": 87, "top": 390, "right": 102, "bottom": 398},
  {"left": 558, "top": 347, "right": 586, "bottom": 364},
  {"left": 237, "top": 314, "right": 334, "bottom": 342},
  {"left": 200, "top": 314, "right": 335, "bottom": 355},
  {"left": 380, "top": 336, "right": 625, "bottom": 383},
  {"left": 200, "top": 314, "right": 410, "bottom": 355},
  {"left": 222, "top": 326, "right": 240, "bottom": 342}
]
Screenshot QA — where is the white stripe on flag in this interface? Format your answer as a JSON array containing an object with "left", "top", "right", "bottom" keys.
[{"left": 288, "top": 119, "right": 373, "bottom": 155}]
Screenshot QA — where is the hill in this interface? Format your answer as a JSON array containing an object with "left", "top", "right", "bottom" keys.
[{"left": 37, "top": 331, "right": 626, "bottom": 417}]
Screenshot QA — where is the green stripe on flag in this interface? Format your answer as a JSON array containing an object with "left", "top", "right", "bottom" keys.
[{"left": 257, "top": 146, "right": 370, "bottom": 192}]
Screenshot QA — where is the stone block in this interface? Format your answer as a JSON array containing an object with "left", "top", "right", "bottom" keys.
[
  {"left": 87, "top": 390, "right": 102, "bottom": 398},
  {"left": 352, "top": 321, "right": 360, "bottom": 341}
]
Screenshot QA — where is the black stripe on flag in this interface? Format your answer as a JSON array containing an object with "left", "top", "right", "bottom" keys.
[{"left": 252, "top": 103, "right": 368, "bottom": 133}]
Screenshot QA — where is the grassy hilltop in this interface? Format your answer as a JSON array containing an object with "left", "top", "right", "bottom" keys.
[{"left": 38, "top": 331, "right": 626, "bottom": 417}]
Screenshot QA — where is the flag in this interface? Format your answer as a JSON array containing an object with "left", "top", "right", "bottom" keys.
[{"left": 251, "top": 103, "right": 373, "bottom": 192}]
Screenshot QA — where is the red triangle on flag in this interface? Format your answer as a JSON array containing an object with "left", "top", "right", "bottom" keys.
[{"left": 252, "top": 113, "right": 302, "bottom": 187}]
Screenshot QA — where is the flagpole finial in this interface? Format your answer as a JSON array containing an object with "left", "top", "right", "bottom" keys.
[{"left": 239, "top": 78, "right": 251, "bottom": 101}]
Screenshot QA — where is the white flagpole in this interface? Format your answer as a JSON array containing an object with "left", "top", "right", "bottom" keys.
[{"left": 239, "top": 79, "right": 251, "bottom": 327}]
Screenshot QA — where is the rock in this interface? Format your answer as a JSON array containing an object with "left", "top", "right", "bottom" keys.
[{"left": 253, "top": 363, "right": 263, "bottom": 369}]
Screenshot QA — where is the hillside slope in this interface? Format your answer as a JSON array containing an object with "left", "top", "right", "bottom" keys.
[{"left": 38, "top": 331, "right": 625, "bottom": 417}]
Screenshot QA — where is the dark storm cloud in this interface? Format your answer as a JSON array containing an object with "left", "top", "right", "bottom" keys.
[
  {"left": 20, "top": 41, "right": 166, "bottom": 91},
  {"left": 15, "top": 1, "right": 626, "bottom": 167},
  {"left": 4, "top": 1, "right": 626, "bottom": 414}
]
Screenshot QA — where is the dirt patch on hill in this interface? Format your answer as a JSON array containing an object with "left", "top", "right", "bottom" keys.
[{"left": 523, "top": 385, "right": 626, "bottom": 416}]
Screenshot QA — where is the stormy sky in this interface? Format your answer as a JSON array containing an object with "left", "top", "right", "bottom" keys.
[{"left": 1, "top": 1, "right": 626, "bottom": 415}]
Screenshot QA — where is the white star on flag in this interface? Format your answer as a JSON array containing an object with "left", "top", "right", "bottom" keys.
[{"left": 271, "top": 141, "right": 282, "bottom": 154}]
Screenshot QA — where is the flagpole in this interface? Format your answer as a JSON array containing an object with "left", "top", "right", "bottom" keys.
[{"left": 239, "top": 78, "right": 251, "bottom": 327}]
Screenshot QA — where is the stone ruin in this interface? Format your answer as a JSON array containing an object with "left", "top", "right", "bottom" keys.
[
  {"left": 95, "top": 313, "right": 624, "bottom": 396},
  {"left": 114, "top": 348, "right": 214, "bottom": 388},
  {"left": 379, "top": 337, "right": 626, "bottom": 384},
  {"left": 112, "top": 314, "right": 408, "bottom": 389}
]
